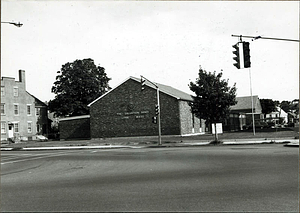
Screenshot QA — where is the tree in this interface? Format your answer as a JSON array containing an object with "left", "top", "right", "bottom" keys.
[
  {"left": 189, "top": 67, "right": 237, "bottom": 142},
  {"left": 280, "top": 100, "right": 291, "bottom": 113},
  {"left": 260, "top": 99, "right": 277, "bottom": 115},
  {"left": 280, "top": 100, "right": 299, "bottom": 114},
  {"left": 49, "top": 58, "right": 111, "bottom": 117}
]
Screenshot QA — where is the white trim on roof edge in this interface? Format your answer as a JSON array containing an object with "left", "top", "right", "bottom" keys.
[
  {"left": 87, "top": 76, "right": 133, "bottom": 107},
  {"left": 60, "top": 115, "right": 90, "bottom": 121},
  {"left": 88, "top": 76, "right": 190, "bottom": 107}
]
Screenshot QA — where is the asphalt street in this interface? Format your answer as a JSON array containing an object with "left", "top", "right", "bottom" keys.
[{"left": 1, "top": 144, "right": 298, "bottom": 212}]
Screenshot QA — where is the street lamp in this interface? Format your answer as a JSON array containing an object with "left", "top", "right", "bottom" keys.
[{"left": 1, "top": 21, "right": 23, "bottom": 27}]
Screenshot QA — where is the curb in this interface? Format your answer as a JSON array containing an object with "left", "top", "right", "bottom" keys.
[
  {"left": 1, "top": 140, "right": 298, "bottom": 151},
  {"left": 1, "top": 145, "right": 143, "bottom": 151},
  {"left": 22, "top": 145, "right": 144, "bottom": 151}
]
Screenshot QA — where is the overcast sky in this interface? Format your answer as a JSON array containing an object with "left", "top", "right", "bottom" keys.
[{"left": 1, "top": 1, "right": 299, "bottom": 103}]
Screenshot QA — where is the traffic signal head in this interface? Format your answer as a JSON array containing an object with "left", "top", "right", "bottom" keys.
[
  {"left": 232, "top": 42, "right": 241, "bottom": 69},
  {"left": 141, "top": 78, "right": 146, "bottom": 91},
  {"left": 152, "top": 116, "right": 157, "bottom": 124},
  {"left": 243, "top": 42, "right": 251, "bottom": 68},
  {"left": 155, "top": 104, "right": 159, "bottom": 115}
]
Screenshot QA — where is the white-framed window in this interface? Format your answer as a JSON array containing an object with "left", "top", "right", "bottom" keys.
[
  {"left": 27, "top": 104, "right": 32, "bottom": 116},
  {"left": 36, "top": 107, "right": 40, "bottom": 116},
  {"left": 14, "top": 104, "right": 19, "bottom": 116},
  {"left": 1, "top": 103, "right": 5, "bottom": 115},
  {"left": 1, "top": 86, "right": 5, "bottom": 96},
  {"left": 14, "top": 122, "right": 19, "bottom": 133},
  {"left": 1, "top": 122, "right": 6, "bottom": 134},
  {"left": 13, "top": 87, "right": 19, "bottom": 97},
  {"left": 27, "top": 122, "right": 32, "bottom": 133}
]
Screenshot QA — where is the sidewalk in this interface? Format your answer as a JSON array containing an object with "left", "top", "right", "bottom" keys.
[{"left": 1, "top": 137, "right": 298, "bottom": 151}]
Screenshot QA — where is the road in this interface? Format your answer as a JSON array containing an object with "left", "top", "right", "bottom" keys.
[{"left": 1, "top": 144, "right": 298, "bottom": 212}]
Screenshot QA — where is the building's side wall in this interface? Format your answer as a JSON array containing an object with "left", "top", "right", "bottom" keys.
[
  {"left": 255, "top": 98, "right": 263, "bottom": 114},
  {"left": 35, "top": 100, "right": 49, "bottom": 136},
  {"left": 178, "top": 100, "right": 203, "bottom": 135},
  {"left": 59, "top": 117, "right": 90, "bottom": 140},
  {"left": 90, "top": 79, "right": 181, "bottom": 138}
]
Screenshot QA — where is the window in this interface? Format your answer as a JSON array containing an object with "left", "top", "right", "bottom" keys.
[
  {"left": 1, "top": 86, "right": 4, "bottom": 96},
  {"left": 1, "top": 103, "right": 5, "bottom": 115},
  {"left": 36, "top": 124, "right": 40, "bottom": 133},
  {"left": 1, "top": 122, "right": 6, "bottom": 134},
  {"left": 13, "top": 87, "right": 19, "bottom": 97},
  {"left": 14, "top": 104, "right": 19, "bottom": 115},
  {"left": 36, "top": 108, "right": 40, "bottom": 116},
  {"left": 27, "top": 105, "right": 31, "bottom": 115},
  {"left": 14, "top": 123, "right": 19, "bottom": 133},
  {"left": 28, "top": 122, "right": 32, "bottom": 133}
]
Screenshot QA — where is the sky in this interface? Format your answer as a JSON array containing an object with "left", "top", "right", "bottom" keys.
[{"left": 1, "top": 1, "right": 299, "bottom": 103}]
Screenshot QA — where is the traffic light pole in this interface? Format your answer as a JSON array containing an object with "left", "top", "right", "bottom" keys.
[
  {"left": 232, "top": 34, "right": 299, "bottom": 42},
  {"left": 156, "top": 87, "right": 162, "bottom": 145},
  {"left": 232, "top": 38, "right": 255, "bottom": 135},
  {"left": 249, "top": 68, "right": 256, "bottom": 135},
  {"left": 232, "top": 34, "right": 299, "bottom": 135},
  {"left": 140, "top": 75, "right": 162, "bottom": 145}
]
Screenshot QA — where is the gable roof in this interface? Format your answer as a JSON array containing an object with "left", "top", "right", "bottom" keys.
[
  {"left": 131, "top": 76, "right": 193, "bottom": 101},
  {"left": 230, "top": 95, "right": 259, "bottom": 111},
  {"left": 88, "top": 76, "right": 193, "bottom": 106},
  {"left": 27, "top": 92, "right": 47, "bottom": 107}
]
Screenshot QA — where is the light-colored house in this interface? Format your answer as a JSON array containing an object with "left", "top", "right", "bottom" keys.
[
  {"left": 265, "top": 107, "right": 288, "bottom": 125},
  {"left": 1, "top": 70, "right": 48, "bottom": 141}
]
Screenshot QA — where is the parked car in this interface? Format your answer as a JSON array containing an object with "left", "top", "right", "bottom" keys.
[{"left": 243, "top": 121, "right": 268, "bottom": 130}]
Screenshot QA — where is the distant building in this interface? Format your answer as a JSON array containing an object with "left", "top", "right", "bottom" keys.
[
  {"left": 1, "top": 70, "right": 48, "bottom": 141},
  {"left": 265, "top": 107, "right": 288, "bottom": 125},
  {"left": 224, "top": 96, "right": 263, "bottom": 131},
  {"left": 87, "top": 76, "right": 206, "bottom": 138}
]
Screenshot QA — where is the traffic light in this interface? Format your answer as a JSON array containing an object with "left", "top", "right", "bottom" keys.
[
  {"left": 243, "top": 42, "right": 251, "bottom": 68},
  {"left": 232, "top": 42, "right": 241, "bottom": 69},
  {"left": 141, "top": 78, "right": 146, "bottom": 91},
  {"left": 152, "top": 116, "right": 157, "bottom": 124},
  {"left": 155, "top": 104, "right": 159, "bottom": 115}
]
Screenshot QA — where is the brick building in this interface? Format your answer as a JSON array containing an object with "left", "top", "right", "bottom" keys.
[
  {"left": 59, "top": 115, "right": 90, "bottom": 140},
  {"left": 88, "top": 76, "right": 206, "bottom": 138},
  {"left": 1, "top": 70, "right": 48, "bottom": 141}
]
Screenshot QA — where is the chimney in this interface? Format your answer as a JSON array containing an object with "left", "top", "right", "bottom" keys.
[{"left": 19, "top": 70, "right": 25, "bottom": 84}]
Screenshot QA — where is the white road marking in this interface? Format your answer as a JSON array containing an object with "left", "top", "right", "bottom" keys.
[{"left": 1, "top": 150, "right": 88, "bottom": 165}]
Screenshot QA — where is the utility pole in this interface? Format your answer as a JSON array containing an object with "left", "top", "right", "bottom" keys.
[{"left": 140, "top": 75, "right": 162, "bottom": 145}]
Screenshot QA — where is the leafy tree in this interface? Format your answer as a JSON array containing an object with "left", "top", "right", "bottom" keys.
[
  {"left": 189, "top": 67, "right": 237, "bottom": 142},
  {"left": 280, "top": 100, "right": 299, "bottom": 114},
  {"left": 49, "top": 58, "right": 111, "bottom": 117},
  {"left": 260, "top": 99, "right": 277, "bottom": 115},
  {"left": 280, "top": 100, "right": 291, "bottom": 113}
]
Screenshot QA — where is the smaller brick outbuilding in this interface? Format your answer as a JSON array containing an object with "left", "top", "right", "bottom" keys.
[
  {"left": 88, "top": 76, "right": 206, "bottom": 138},
  {"left": 59, "top": 115, "right": 90, "bottom": 140}
]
